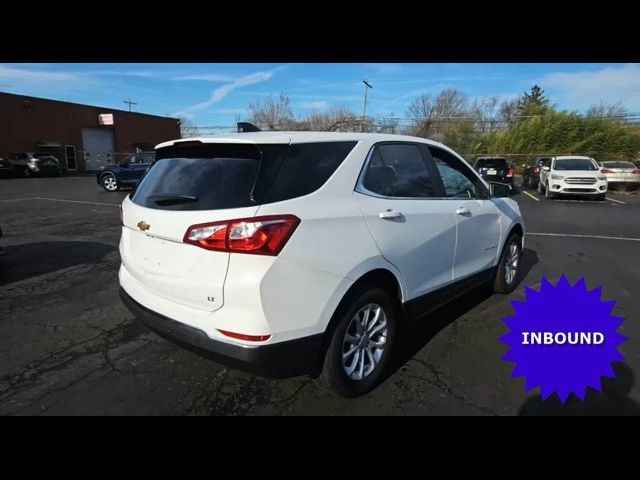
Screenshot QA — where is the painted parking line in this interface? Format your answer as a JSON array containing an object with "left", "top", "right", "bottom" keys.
[
  {"left": 0, "top": 197, "right": 120, "bottom": 207},
  {"left": 522, "top": 191, "right": 540, "bottom": 202},
  {"left": 606, "top": 196, "right": 626, "bottom": 205},
  {"left": 528, "top": 232, "right": 640, "bottom": 242}
]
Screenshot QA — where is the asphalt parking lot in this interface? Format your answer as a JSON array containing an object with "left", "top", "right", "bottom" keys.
[{"left": 1, "top": 176, "right": 638, "bottom": 415}]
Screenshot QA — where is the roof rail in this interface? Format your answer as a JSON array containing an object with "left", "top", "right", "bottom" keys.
[{"left": 237, "top": 122, "right": 261, "bottom": 133}]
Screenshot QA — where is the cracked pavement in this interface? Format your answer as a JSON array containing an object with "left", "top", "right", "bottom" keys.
[{"left": 1, "top": 176, "right": 638, "bottom": 415}]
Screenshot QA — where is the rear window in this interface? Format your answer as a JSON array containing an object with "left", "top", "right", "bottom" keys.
[
  {"left": 475, "top": 158, "right": 508, "bottom": 169},
  {"left": 602, "top": 161, "right": 636, "bottom": 169},
  {"left": 553, "top": 158, "right": 598, "bottom": 171},
  {"left": 131, "top": 141, "right": 356, "bottom": 211}
]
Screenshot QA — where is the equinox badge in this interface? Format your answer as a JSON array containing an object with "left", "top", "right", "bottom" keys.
[{"left": 137, "top": 221, "right": 151, "bottom": 232}]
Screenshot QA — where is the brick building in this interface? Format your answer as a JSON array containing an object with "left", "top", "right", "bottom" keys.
[{"left": 0, "top": 92, "right": 181, "bottom": 171}]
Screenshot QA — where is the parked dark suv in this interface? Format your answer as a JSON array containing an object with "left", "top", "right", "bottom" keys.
[
  {"left": 473, "top": 157, "right": 514, "bottom": 190},
  {"left": 96, "top": 151, "right": 155, "bottom": 192},
  {"left": 522, "top": 157, "right": 549, "bottom": 189}
]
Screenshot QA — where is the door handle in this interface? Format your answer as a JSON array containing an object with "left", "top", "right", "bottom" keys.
[
  {"left": 456, "top": 207, "right": 471, "bottom": 215},
  {"left": 379, "top": 209, "right": 403, "bottom": 219}
]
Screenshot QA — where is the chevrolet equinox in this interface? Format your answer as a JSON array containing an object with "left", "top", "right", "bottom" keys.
[{"left": 119, "top": 132, "right": 525, "bottom": 397}]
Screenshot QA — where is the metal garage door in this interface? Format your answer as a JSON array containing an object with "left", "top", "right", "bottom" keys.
[{"left": 81, "top": 128, "right": 115, "bottom": 171}]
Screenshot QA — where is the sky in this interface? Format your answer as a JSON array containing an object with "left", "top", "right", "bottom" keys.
[{"left": 1, "top": 63, "right": 639, "bottom": 127}]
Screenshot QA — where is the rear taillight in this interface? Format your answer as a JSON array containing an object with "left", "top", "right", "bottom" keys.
[
  {"left": 507, "top": 168, "right": 514, "bottom": 178},
  {"left": 601, "top": 168, "right": 614, "bottom": 174},
  {"left": 533, "top": 167, "right": 540, "bottom": 174},
  {"left": 183, "top": 215, "right": 300, "bottom": 256}
]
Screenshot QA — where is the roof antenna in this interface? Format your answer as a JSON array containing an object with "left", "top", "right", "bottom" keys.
[{"left": 237, "top": 122, "right": 261, "bottom": 133}]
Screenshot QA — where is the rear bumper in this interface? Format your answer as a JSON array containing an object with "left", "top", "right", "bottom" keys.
[
  {"left": 119, "top": 287, "right": 324, "bottom": 378},
  {"left": 606, "top": 178, "right": 640, "bottom": 184},
  {"left": 481, "top": 175, "right": 513, "bottom": 184}
]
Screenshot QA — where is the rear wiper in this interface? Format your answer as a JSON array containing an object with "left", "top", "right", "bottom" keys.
[{"left": 148, "top": 194, "right": 198, "bottom": 205}]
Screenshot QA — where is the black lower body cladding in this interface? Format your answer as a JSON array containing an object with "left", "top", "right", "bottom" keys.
[{"left": 119, "top": 288, "right": 324, "bottom": 378}]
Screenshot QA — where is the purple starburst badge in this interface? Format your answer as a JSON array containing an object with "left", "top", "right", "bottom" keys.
[{"left": 501, "top": 275, "right": 627, "bottom": 403}]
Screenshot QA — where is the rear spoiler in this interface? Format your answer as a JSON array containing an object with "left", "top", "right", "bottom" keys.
[{"left": 237, "top": 122, "right": 261, "bottom": 133}]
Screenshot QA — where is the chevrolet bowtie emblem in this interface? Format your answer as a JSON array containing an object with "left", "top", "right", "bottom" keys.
[{"left": 137, "top": 221, "right": 150, "bottom": 231}]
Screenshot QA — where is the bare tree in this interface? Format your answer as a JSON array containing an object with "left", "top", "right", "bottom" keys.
[
  {"left": 432, "top": 88, "right": 468, "bottom": 119},
  {"left": 406, "top": 93, "right": 436, "bottom": 137},
  {"left": 587, "top": 101, "right": 628, "bottom": 119},
  {"left": 406, "top": 89, "right": 469, "bottom": 139},
  {"left": 498, "top": 98, "right": 519, "bottom": 128},
  {"left": 178, "top": 116, "right": 200, "bottom": 138},
  {"left": 248, "top": 94, "right": 295, "bottom": 130},
  {"left": 469, "top": 96, "right": 500, "bottom": 133},
  {"left": 299, "top": 106, "right": 357, "bottom": 131}
]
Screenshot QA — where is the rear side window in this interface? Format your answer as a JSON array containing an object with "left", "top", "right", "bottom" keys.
[
  {"left": 261, "top": 141, "right": 356, "bottom": 203},
  {"left": 362, "top": 143, "right": 436, "bottom": 197},
  {"left": 131, "top": 141, "right": 356, "bottom": 211}
]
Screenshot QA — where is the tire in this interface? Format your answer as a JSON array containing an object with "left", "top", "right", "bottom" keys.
[
  {"left": 494, "top": 233, "right": 522, "bottom": 294},
  {"left": 101, "top": 173, "right": 120, "bottom": 192},
  {"left": 537, "top": 181, "right": 543, "bottom": 194},
  {"left": 318, "top": 284, "right": 398, "bottom": 398},
  {"left": 528, "top": 177, "right": 537, "bottom": 189},
  {"left": 544, "top": 184, "right": 554, "bottom": 199}
]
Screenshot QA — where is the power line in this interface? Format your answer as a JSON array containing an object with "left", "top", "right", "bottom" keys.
[{"left": 123, "top": 99, "right": 137, "bottom": 112}]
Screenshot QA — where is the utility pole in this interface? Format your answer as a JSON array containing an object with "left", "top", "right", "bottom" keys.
[
  {"left": 123, "top": 99, "right": 137, "bottom": 112},
  {"left": 361, "top": 80, "right": 372, "bottom": 132}
]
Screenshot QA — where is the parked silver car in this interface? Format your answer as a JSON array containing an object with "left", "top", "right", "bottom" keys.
[
  {"left": 4, "top": 152, "right": 61, "bottom": 177},
  {"left": 600, "top": 161, "right": 640, "bottom": 190}
]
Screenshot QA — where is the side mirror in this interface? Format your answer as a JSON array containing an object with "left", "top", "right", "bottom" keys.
[
  {"left": 542, "top": 166, "right": 550, "bottom": 171},
  {"left": 490, "top": 182, "right": 512, "bottom": 198}
]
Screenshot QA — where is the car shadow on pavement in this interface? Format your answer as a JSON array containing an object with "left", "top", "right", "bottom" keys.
[
  {"left": 385, "top": 247, "right": 540, "bottom": 380},
  {"left": 0, "top": 241, "right": 116, "bottom": 286},
  {"left": 518, "top": 362, "right": 640, "bottom": 416}
]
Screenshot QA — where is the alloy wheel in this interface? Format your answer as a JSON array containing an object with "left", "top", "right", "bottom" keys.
[
  {"left": 103, "top": 176, "right": 118, "bottom": 191},
  {"left": 504, "top": 241, "right": 519, "bottom": 285},
  {"left": 342, "top": 303, "right": 388, "bottom": 381}
]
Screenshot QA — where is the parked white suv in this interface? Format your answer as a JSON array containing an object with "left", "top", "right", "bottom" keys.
[
  {"left": 538, "top": 156, "right": 607, "bottom": 200},
  {"left": 119, "top": 132, "right": 525, "bottom": 397}
]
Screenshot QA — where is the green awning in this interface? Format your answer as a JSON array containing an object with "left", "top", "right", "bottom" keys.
[{"left": 38, "top": 141, "right": 61, "bottom": 148}]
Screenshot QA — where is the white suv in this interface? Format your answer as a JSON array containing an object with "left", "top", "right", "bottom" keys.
[
  {"left": 119, "top": 132, "right": 525, "bottom": 397},
  {"left": 538, "top": 156, "right": 607, "bottom": 200}
]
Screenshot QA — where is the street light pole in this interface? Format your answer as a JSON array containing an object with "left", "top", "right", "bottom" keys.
[{"left": 361, "top": 80, "right": 372, "bottom": 132}]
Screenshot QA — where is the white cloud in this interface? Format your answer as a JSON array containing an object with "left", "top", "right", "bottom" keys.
[
  {"left": 211, "top": 107, "right": 248, "bottom": 115},
  {"left": 89, "top": 69, "right": 161, "bottom": 78},
  {"left": 0, "top": 64, "right": 76, "bottom": 83},
  {"left": 172, "top": 73, "right": 237, "bottom": 82},
  {"left": 541, "top": 64, "right": 640, "bottom": 111},
  {"left": 173, "top": 66, "right": 286, "bottom": 117}
]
